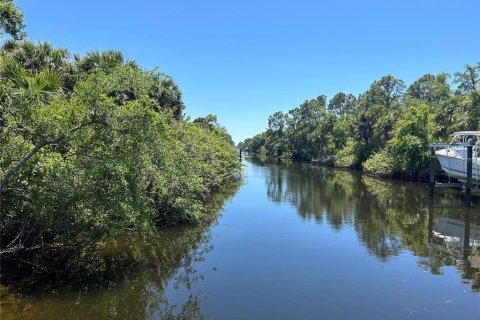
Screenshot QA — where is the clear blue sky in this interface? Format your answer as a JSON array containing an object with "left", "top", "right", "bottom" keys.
[{"left": 18, "top": 0, "right": 480, "bottom": 143}]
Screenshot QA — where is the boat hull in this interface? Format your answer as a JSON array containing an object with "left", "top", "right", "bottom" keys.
[{"left": 435, "top": 148, "right": 480, "bottom": 182}]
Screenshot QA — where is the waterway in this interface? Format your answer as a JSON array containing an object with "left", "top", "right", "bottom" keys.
[{"left": 1, "top": 155, "right": 479, "bottom": 319}]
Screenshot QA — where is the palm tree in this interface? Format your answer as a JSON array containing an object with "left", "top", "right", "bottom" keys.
[
  {"left": 74, "top": 49, "right": 128, "bottom": 74},
  {"left": 148, "top": 73, "right": 185, "bottom": 120},
  {"left": 1, "top": 40, "right": 75, "bottom": 92},
  {"left": 0, "top": 56, "right": 62, "bottom": 105}
]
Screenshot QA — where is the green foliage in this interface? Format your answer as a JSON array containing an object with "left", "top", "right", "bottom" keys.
[
  {"left": 75, "top": 49, "right": 127, "bottom": 74},
  {"left": 193, "top": 114, "right": 234, "bottom": 145},
  {"left": 388, "top": 104, "right": 432, "bottom": 177},
  {"left": 330, "top": 115, "right": 350, "bottom": 150},
  {"left": 244, "top": 96, "right": 336, "bottom": 163},
  {"left": 361, "top": 75, "right": 405, "bottom": 109},
  {"left": 407, "top": 73, "right": 451, "bottom": 104},
  {"left": 242, "top": 132, "right": 267, "bottom": 154},
  {"left": 328, "top": 92, "right": 356, "bottom": 116},
  {"left": 453, "top": 63, "right": 480, "bottom": 130},
  {"left": 242, "top": 64, "right": 479, "bottom": 179},
  {"left": 363, "top": 103, "right": 432, "bottom": 177},
  {"left": 334, "top": 139, "right": 359, "bottom": 168},
  {"left": 0, "top": 0, "right": 25, "bottom": 40},
  {"left": 265, "top": 111, "right": 288, "bottom": 157},
  {"left": 1, "top": 40, "right": 75, "bottom": 92},
  {"left": 363, "top": 149, "right": 396, "bottom": 176},
  {"left": 454, "top": 63, "right": 480, "bottom": 93},
  {"left": 0, "top": 39, "right": 240, "bottom": 249},
  {"left": 286, "top": 96, "right": 331, "bottom": 160}
]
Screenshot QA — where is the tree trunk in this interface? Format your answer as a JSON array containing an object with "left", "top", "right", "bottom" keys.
[{"left": 0, "top": 139, "right": 51, "bottom": 193}]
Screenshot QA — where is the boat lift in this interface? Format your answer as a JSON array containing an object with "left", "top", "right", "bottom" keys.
[
  {"left": 429, "top": 140, "right": 478, "bottom": 208},
  {"left": 428, "top": 132, "right": 479, "bottom": 266}
]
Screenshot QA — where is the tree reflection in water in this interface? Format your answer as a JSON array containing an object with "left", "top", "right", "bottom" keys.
[
  {"left": 0, "top": 181, "right": 241, "bottom": 320},
  {"left": 249, "top": 155, "right": 480, "bottom": 291},
  {"left": 2, "top": 157, "right": 479, "bottom": 319}
]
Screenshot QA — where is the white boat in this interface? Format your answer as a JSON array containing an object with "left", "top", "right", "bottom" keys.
[{"left": 434, "top": 131, "right": 480, "bottom": 183}]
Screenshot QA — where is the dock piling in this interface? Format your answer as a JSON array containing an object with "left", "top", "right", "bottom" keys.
[
  {"left": 429, "top": 146, "right": 435, "bottom": 201},
  {"left": 465, "top": 145, "right": 473, "bottom": 208}
]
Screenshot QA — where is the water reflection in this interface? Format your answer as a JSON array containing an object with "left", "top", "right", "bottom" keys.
[
  {"left": 2, "top": 266, "right": 205, "bottom": 320},
  {"left": 0, "top": 181, "right": 240, "bottom": 320},
  {"left": 2, "top": 157, "right": 479, "bottom": 319},
  {"left": 250, "top": 155, "right": 480, "bottom": 291},
  {"left": 427, "top": 207, "right": 480, "bottom": 290}
]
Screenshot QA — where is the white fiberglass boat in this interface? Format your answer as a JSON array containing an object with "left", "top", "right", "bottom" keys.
[{"left": 434, "top": 131, "right": 480, "bottom": 183}]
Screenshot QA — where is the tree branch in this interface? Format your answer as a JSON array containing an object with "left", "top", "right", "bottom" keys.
[
  {"left": 0, "top": 121, "right": 104, "bottom": 193},
  {"left": 0, "top": 139, "right": 50, "bottom": 192}
]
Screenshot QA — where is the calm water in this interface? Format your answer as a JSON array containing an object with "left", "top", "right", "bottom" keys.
[{"left": 1, "top": 155, "right": 480, "bottom": 319}]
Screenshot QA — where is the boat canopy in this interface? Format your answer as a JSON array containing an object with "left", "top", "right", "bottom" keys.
[{"left": 450, "top": 131, "right": 480, "bottom": 144}]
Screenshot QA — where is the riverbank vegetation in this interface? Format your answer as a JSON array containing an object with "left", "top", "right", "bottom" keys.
[
  {"left": 240, "top": 64, "right": 480, "bottom": 180},
  {"left": 0, "top": 180, "right": 242, "bottom": 318},
  {"left": 0, "top": 1, "right": 240, "bottom": 257}
]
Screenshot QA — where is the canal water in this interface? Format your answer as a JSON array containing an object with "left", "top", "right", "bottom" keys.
[{"left": 1, "top": 155, "right": 479, "bottom": 319}]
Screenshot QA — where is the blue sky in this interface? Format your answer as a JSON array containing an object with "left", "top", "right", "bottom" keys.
[{"left": 18, "top": 0, "right": 480, "bottom": 143}]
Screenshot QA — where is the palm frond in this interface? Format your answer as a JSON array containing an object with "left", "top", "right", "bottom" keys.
[
  {"left": 0, "top": 57, "right": 28, "bottom": 89},
  {"left": 32, "top": 68, "right": 61, "bottom": 93}
]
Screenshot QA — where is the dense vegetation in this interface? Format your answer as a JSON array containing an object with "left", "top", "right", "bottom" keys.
[
  {"left": 240, "top": 64, "right": 480, "bottom": 179},
  {"left": 0, "top": 0, "right": 240, "bottom": 252}
]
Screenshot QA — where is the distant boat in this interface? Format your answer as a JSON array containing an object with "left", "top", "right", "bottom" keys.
[{"left": 434, "top": 131, "right": 480, "bottom": 184}]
